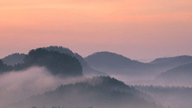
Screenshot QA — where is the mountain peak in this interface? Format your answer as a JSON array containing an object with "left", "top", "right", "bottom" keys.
[
  {"left": 44, "top": 46, "right": 74, "bottom": 56},
  {"left": 44, "top": 46, "right": 106, "bottom": 76},
  {"left": 85, "top": 51, "right": 143, "bottom": 74},
  {"left": 86, "top": 51, "right": 132, "bottom": 61}
]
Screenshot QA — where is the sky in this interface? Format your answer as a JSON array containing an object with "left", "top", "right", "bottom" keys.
[{"left": 0, "top": 0, "right": 192, "bottom": 62}]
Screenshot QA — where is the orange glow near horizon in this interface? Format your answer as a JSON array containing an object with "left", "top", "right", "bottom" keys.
[{"left": 0, "top": 0, "right": 192, "bottom": 60}]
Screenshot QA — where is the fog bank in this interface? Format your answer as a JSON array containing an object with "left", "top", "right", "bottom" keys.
[{"left": 0, "top": 67, "right": 85, "bottom": 106}]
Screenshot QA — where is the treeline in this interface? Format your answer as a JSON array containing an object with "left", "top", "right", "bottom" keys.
[
  {"left": 0, "top": 59, "right": 13, "bottom": 72},
  {"left": 0, "top": 48, "right": 82, "bottom": 77},
  {"left": 31, "top": 107, "right": 94, "bottom": 108},
  {"left": 135, "top": 85, "right": 192, "bottom": 95},
  {"left": 135, "top": 85, "right": 192, "bottom": 108},
  {"left": 15, "top": 76, "right": 164, "bottom": 108}
]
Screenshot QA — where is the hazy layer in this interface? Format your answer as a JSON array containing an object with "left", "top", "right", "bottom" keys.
[{"left": 0, "top": 67, "right": 85, "bottom": 107}]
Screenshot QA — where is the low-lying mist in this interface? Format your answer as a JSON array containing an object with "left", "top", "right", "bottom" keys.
[
  {"left": 8, "top": 76, "right": 163, "bottom": 108},
  {"left": 135, "top": 85, "right": 192, "bottom": 108},
  {"left": 111, "top": 73, "right": 192, "bottom": 87},
  {"left": 0, "top": 67, "right": 85, "bottom": 107}
]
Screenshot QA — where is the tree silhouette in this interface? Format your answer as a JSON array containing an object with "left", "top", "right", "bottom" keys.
[{"left": 0, "top": 59, "right": 13, "bottom": 73}]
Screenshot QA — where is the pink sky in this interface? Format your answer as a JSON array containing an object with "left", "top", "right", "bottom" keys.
[{"left": 0, "top": 0, "right": 192, "bottom": 61}]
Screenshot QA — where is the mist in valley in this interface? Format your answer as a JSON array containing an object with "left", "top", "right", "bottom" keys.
[
  {"left": 0, "top": 66, "right": 85, "bottom": 107},
  {"left": 110, "top": 70, "right": 192, "bottom": 108},
  {"left": 84, "top": 52, "right": 192, "bottom": 108},
  {"left": 0, "top": 47, "right": 192, "bottom": 108},
  {"left": 0, "top": 66, "right": 163, "bottom": 108}
]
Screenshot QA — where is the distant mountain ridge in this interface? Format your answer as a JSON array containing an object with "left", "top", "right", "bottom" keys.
[
  {"left": 85, "top": 51, "right": 150, "bottom": 76},
  {"left": 150, "top": 55, "right": 192, "bottom": 64},
  {"left": 85, "top": 51, "right": 161, "bottom": 82},
  {"left": 150, "top": 55, "right": 192, "bottom": 69},
  {"left": 156, "top": 63, "right": 192, "bottom": 85},
  {"left": 85, "top": 52, "right": 192, "bottom": 80},
  {"left": 1, "top": 47, "right": 192, "bottom": 82},
  {"left": 85, "top": 51, "right": 144, "bottom": 69}
]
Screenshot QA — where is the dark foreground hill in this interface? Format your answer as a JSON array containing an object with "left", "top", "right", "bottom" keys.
[{"left": 10, "top": 76, "right": 163, "bottom": 108}]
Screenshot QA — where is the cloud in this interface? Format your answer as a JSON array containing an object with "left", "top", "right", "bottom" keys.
[{"left": 0, "top": 66, "right": 85, "bottom": 107}]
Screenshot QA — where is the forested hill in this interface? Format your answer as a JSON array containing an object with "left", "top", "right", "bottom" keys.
[
  {"left": 0, "top": 48, "right": 83, "bottom": 77},
  {"left": 135, "top": 85, "right": 192, "bottom": 108},
  {"left": 11, "top": 76, "right": 164, "bottom": 108},
  {"left": 0, "top": 59, "right": 13, "bottom": 73},
  {"left": 2, "top": 53, "right": 26, "bottom": 66},
  {"left": 44, "top": 46, "right": 106, "bottom": 76}
]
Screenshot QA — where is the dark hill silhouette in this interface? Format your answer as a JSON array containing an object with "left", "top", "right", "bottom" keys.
[
  {"left": 45, "top": 46, "right": 106, "bottom": 76},
  {"left": 45, "top": 46, "right": 74, "bottom": 56},
  {"left": 11, "top": 76, "right": 163, "bottom": 108},
  {"left": 0, "top": 46, "right": 105, "bottom": 77},
  {"left": 74, "top": 53, "right": 106, "bottom": 76},
  {"left": 85, "top": 51, "right": 143, "bottom": 68},
  {"left": 0, "top": 60, "right": 13, "bottom": 73},
  {"left": 85, "top": 52, "right": 192, "bottom": 81},
  {"left": 85, "top": 52, "right": 157, "bottom": 78},
  {"left": 12, "top": 48, "right": 83, "bottom": 77},
  {"left": 156, "top": 63, "right": 192, "bottom": 85},
  {"left": 2, "top": 53, "right": 26, "bottom": 66}
]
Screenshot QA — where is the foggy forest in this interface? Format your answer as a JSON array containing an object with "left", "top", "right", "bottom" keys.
[{"left": 0, "top": 46, "right": 192, "bottom": 108}]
